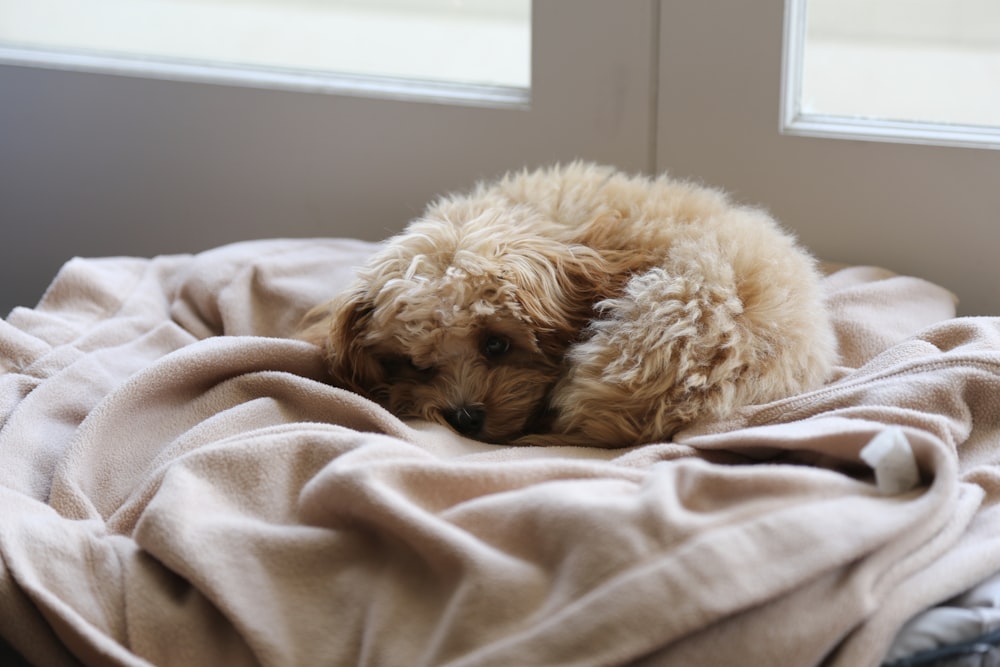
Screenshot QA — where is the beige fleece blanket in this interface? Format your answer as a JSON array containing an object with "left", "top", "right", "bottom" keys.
[{"left": 2, "top": 238, "right": 999, "bottom": 667}]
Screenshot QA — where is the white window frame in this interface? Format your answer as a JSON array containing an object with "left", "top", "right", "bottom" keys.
[
  {"left": 0, "top": 45, "right": 530, "bottom": 109},
  {"left": 0, "top": 1, "right": 531, "bottom": 109},
  {"left": 779, "top": 0, "right": 1000, "bottom": 151}
]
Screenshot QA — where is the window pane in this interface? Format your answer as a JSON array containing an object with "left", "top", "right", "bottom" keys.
[
  {"left": 801, "top": 0, "right": 1000, "bottom": 128},
  {"left": 0, "top": 0, "right": 531, "bottom": 89}
]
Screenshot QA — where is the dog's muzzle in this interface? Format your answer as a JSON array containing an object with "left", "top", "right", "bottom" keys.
[{"left": 443, "top": 405, "right": 486, "bottom": 437}]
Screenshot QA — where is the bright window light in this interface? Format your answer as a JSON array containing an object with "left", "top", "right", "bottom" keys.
[
  {"left": 783, "top": 0, "right": 1000, "bottom": 148},
  {"left": 0, "top": 0, "right": 531, "bottom": 104}
]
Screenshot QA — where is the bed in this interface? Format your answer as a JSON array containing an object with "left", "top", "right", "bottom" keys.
[{"left": 3, "top": 237, "right": 1000, "bottom": 667}]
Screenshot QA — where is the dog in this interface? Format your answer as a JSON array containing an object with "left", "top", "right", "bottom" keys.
[{"left": 300, "top": 162, "right": 837, "bottom": 447}]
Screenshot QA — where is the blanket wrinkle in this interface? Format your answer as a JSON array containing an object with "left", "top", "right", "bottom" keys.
[
  {"left": 0, "top": 318, "right": 52, "bottom": 375},
  {"left": 694, "top": 319, "right": 1000, "bottom": 465},
  {"left": 822, "top": 265, "right": 958, "bottom": 372},
  {"left": 830, "top": 482, "right": 995, "bottom": 666},
  {"left": 47, "top": 338, "right": 378, "bottom": 526},
  {"left": 170, "top": 238, "right": 374, "bottom": 339},
  {"left": 2, "top": 238, "right": 1000, "bottom": 667}
]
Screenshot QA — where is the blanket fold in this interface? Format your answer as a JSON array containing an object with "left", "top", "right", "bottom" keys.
[{"left": 2, "top": 238, "right": 999, "bottom": 667}]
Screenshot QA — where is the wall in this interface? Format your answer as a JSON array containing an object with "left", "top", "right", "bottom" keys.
[
  {"left": 0, "top": 1, "right": 658, "bottom": 316},
  {"left": 656, "top": 0, "right": 1000, "bottom": 316},
  {"left": 2, "top": 0, "right": 998, "bottom": 317}
]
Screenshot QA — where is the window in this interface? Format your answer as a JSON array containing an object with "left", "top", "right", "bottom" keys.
[
  {"left": 0, "top": 0, "right": 531, "bottom": 107},
  {"left": 782, "top": 0, "right": 1000, "bottom": 149}
]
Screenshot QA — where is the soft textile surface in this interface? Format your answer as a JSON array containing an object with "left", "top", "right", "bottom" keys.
[
  {"left": 885, "top": 569, "right": 1000, "bottom": 663},
  {"left": 2, "top": 239, "right": 1000, "bottom": 667}
]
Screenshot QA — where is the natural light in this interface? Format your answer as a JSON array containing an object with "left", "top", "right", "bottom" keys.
[
  {"left": 786, "top": 0, "right": 1000, "bottom": 148},
  {"left": 0, "top": 0, "right": 531, "bottom": 103}
]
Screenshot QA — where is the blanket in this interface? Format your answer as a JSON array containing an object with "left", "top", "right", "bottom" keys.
[{"left": 2, "top": 238, "right": 999, "bottom": 667}]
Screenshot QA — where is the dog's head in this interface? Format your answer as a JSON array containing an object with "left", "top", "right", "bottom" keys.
[{"left": 303, "top": 206, "right": 618, "bottom": 442}]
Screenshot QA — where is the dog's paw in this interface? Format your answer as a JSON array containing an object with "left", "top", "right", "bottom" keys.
[{"left": 552, "top": 262, "right": 746, "bottom": 446}]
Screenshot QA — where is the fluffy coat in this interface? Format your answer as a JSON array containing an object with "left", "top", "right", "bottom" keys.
[{"left": 301, "top": 163, "right": 837, "bottom": 447}]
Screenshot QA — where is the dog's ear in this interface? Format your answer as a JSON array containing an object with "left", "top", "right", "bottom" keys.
[
  {"left": 298, "top": 289, "right": 386, "bottom": 394},
  {"left": 503, "top": 241, "right": 621, "bottom": 354}
]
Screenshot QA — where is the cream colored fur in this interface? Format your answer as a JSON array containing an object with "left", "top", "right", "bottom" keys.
[{"left": 301, "top": 162, "right": 838, "bottom": 447}]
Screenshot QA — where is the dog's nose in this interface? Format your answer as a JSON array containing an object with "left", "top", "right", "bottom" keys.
[{"left": 443, "top": 405, "right": 486, "bottom": 437}]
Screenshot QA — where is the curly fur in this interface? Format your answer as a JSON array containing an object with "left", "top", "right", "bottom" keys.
[{"left": 300, "top": 162, "right": 837, "bottom": 447}]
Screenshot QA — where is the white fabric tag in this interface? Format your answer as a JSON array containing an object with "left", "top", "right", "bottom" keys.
[{"left": 860, "top": 427, "right": 921, "bottom": 495}]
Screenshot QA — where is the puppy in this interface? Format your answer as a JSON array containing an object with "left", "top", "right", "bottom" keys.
[{"left": 301, "top": 162, "right": 837, "bottom": 447}]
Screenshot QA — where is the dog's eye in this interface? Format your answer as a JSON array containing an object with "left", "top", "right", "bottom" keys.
[{"left": 482, "top": 335, "right": 511, "bottom": 359}]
